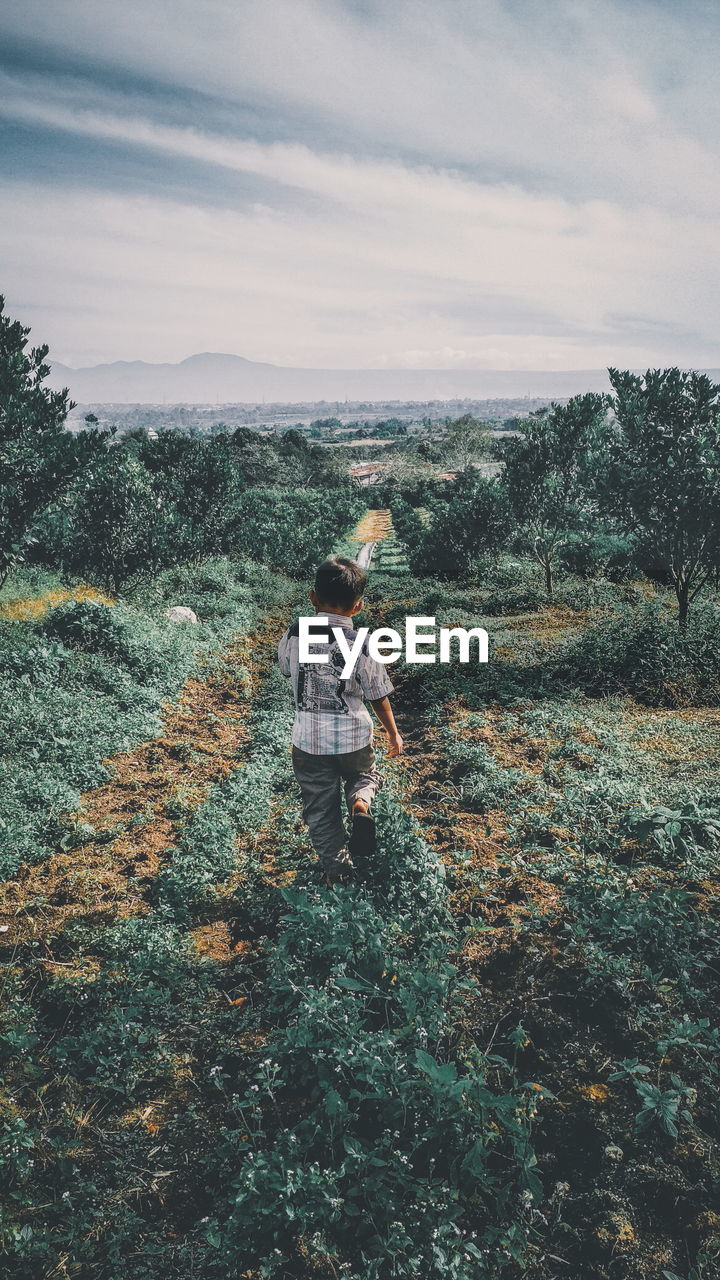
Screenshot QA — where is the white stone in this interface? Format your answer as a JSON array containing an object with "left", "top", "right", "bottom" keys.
[{"left": 164, "top": 606, "right": 199, "bottom": 625}]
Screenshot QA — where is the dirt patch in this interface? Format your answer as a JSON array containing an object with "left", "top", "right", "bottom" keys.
[
  {"left": 191, "top": 919, "right": 256, "bottom": 963},
  {"left": 453, "top": 704, "right": 553, "bottom": 772},
  {"left": 507, "top": 603, "right": 594, "bottom": 642},
  {"left": 0, "top": 617, "right": 285, "bottom": 949}
]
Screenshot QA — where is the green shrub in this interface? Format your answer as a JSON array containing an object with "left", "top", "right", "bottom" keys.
[
  {"left": 405, "top": 477, "right": 513, "bottom": 582},
  {"left": 555, "top": 531, "right": 636, "bottom": 580},
  {"left": 565, "top": 879, "right": 719, "bottom": 999},
  {"left": 230, "top": 486, "right": 364, "bottom": 576},
  {"left": 553, "top": 577, "right": 644, "bottom": 611},
  {"left": 557, "top": 602, "right": 720, "bottom": 706},
  {"left": 43, "top": 597, "right": 199, "bottom": 686},
  {"left": 622, "top": 801, "right": 720, "bottom": 871},
  {"left": 43, "top": 597, "right": 132, "bottom": 654},
  {"left": 481, "top": 585, "right": 547, "bottom": 615}
]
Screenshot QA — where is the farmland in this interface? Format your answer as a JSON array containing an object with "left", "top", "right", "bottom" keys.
[
  {"left": 2, "top": 506, "right": 720, "bottom": 1278},
  {"left": 2, "top": 310, "right": 720, "bottom": 1279}
]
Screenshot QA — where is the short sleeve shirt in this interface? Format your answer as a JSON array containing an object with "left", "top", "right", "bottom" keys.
[{"left": 277, "top": 612, "right": 394, "bottom": 755}]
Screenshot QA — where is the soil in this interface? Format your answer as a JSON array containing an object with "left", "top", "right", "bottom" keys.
[{"left": 0, "top": 615, "right": 285, "bottom": 951}]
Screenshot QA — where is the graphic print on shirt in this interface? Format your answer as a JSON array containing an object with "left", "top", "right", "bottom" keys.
[{"left": 296, "top": 638, "right": 350, "bottom": 715}]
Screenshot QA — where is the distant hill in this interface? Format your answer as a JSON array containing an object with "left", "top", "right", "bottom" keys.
[
  {"left": 48, "top": 352, "right": 611, "bottom": 405},
  {"left": 47, "top": 352, "right": 720, "bottom": 406}
]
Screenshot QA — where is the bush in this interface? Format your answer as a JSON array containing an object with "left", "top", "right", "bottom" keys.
[
  {"left": 553, "top": 578, "right": 645, "bottom": 611},
  {"left": 557, "top": 601, "right": 720, "bottom": 706},
  {"left": 555, "top": 531, "right": 637, "bottom": 580},
  {"left": 129, "top": 556, "right": 290, "bottom": 638},
  {"left": 230, "top": 486, "right": 364, "bottom": 576},
  {"left": 406, "top": 477, "right": 513, "bottom": 581},
  {"left": 42, "top": 597, "right": 198, "bottom": 686},
  {"left": 39, "top": 453, "right": 183, "bottom": 592},
  {"left": 481, "top": 585, "right": 547, "bottom": 615},
  {"left": 43, "top": 598, "right": 132, "bottom": 655}
]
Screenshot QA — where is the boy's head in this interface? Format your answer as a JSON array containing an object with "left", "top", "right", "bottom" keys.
[{"left": 311, "top": 556, "right": 367, "bottom": 616}]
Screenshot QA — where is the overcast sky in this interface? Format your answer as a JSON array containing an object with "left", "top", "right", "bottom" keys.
[{"left": 1, "top": 0, "right": 719, "bottom": 370}]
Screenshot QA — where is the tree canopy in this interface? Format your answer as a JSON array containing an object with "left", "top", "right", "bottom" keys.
[
  {"left": 600, "top": 367, "right": 720, "bottom": 626},
  {"left": 0, "top": 297, "right": 107, "bottom": 586},
  {"left": 498, "top": 394, "right": 607, "bottom": 597}
]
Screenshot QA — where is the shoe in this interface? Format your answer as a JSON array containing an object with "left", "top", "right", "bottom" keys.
[
  {"left": 322, "top": 846, "right": 354, "bottom": 888},
  {"left": 349, "top": 803, "right": 376, "bottom": 861}
]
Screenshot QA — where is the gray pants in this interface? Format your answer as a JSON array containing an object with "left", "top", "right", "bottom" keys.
[{"left": 291, "top": 743, "right": 383, "bottom": 873}]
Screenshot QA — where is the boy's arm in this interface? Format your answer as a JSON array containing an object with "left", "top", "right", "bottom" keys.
[
  {"left": 277, "top": 628, "right": 292, "bottom": 677},
  {"left": 357, "top": 646, "right": 403, "bottom": 755},
  {"left": 369, "top": 695, "right": 404, "bottom": 757}
]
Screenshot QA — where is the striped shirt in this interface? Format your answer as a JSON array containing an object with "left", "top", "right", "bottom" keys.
[{"left": 278, "top": 612, "right": 394, "bottom": 755}]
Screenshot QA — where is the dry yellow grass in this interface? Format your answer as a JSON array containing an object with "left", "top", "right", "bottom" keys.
[
  {"left": 352, "top": 509, "right": 393, "bottom": 542},
  {"left": 0, "top": 585, "right": 114, "bottom": 621}
]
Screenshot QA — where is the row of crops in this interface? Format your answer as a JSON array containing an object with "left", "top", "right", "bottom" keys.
[
  {"left": 363, "top": 542, "right": 720, "bottom": 1279},
  {"left": 2, "top": 505, "right": 720, "bottom": 1278},
  {"left": 0, "top": 566, "right": 545, "bottom": 1277},
  {"left": 346, "top": 508, "right": 409, "bottom": 577}
]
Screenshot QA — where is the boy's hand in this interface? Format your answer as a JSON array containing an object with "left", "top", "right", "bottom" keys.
[{"left": 369, "top": 696, "right": 403, "bottom": 757}]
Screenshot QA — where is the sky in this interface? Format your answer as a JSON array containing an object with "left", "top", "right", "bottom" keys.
[{"left": 0, "top": 0, "right": 719, "bottom": 371}]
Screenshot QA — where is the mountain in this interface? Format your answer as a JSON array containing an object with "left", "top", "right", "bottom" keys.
[
  {"left": 47, "top": 352, "right": 720, "bottom": 406},
  {"left": 48, "top": 352, "right": 618, "bottom": 405}
]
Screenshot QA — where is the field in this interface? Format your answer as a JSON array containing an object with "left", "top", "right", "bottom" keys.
[{"left": 1, "top": 498, "right": 719, "bottom": 1280}]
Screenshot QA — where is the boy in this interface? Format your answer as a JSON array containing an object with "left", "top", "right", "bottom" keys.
[{"left": 278, "top": 556, "right": 403, "bottom": 886}]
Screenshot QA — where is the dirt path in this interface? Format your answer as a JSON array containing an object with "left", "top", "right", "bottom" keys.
[
  {"left": 0, "top": 615, "right": 286, "bottom": 950},
  {"left": 353, "top": 507, "right": 394, "bottom": 569},
  {"left": 352, "top": 509, "right": 393, "bottom": 543},
  {"left": 356, "top": 540, "right": 375, "bottom": 568}
]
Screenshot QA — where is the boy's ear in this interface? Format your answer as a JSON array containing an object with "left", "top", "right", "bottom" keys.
[
  {"left": 310, "top": 589, "right": 318, "bottom": 608},
  {"left": 350, "top": 597, "right": 364, "bottom": 615}
]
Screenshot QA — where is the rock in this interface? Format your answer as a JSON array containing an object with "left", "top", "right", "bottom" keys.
[
  {"left": 164, "top": 606, "right": 199, "bottom": 625},
  {"left": 603, "top": 1144, "right": 624, "bottom": 1163}
]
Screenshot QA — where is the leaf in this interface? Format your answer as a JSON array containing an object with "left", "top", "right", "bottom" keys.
[
  {"left": 335, "top": 975, "right": 377, "bottom": 993},
  {"left": 415, "top": 1048, "right": 440, "bottom": 1076},
  {"left": 324, "top": 1089, "right": 343, "bottom": 1119}
]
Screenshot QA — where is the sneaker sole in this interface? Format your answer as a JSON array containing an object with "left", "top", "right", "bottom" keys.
[{"left": 349, "top": 812, "right": 376, "bottom": 860}]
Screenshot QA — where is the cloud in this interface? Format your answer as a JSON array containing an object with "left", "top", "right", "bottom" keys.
[
  {"left": 4, "top": 1, "right": 720, "bottom": 205},
  {"left": 0, "top": 1, "right": 719, "bottom": 368}
]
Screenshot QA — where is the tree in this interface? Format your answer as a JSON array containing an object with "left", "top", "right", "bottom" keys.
[
  {"left": 67, "top": 454, "right": 180, "bottom": 593},
  {"left": 600, "top": 368, "right": 720, "bottom": 627},
  {"left": 498, "top": 394, "right": 607, "bottom": 598},
  {"left": 230, "top": 427, "right": 285, "bottom": 486},
  {"left": 389, "top": 498, "right": 426, "bottom": 561},
  {"left": 441, "top": 413, "right": 490, "bottom": 471},
  {"left": 230, "top": 486, "right": 363, "bottom": 575},
  {"left": 140, "top": 432, "right": 243, "bottom": 559},
  {"left": 406, "top": 474, "right": 513, "bottom": 580},
  {"left": 0, "top": 297, "right": 107, "bottom": 587},
  {"left": 375, "top": 453, "right": 436, "bottom": 497}
]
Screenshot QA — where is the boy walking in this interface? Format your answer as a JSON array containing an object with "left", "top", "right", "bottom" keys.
[{"left": 278, "top": 556, "right": 403, "bottom": 886}]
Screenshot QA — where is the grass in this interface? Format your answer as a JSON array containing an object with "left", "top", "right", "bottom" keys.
[
  {"left": 0, "top": 583, "right": 114, "bottom": 621},
  {"left": 0, "top": 560, "right": 290, "bottom": 883},
  {"left": 2, "top": 549, "right": 720, "bottom": 1278}
]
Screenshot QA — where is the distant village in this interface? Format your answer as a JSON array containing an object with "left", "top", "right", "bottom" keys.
[{"left": 67, "top": 396, "right": 557, "bottom": 438}]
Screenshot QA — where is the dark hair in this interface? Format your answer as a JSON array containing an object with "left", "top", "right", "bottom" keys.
[{"left": 314, "top": 556, "right": 367, "bottom": 608}]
